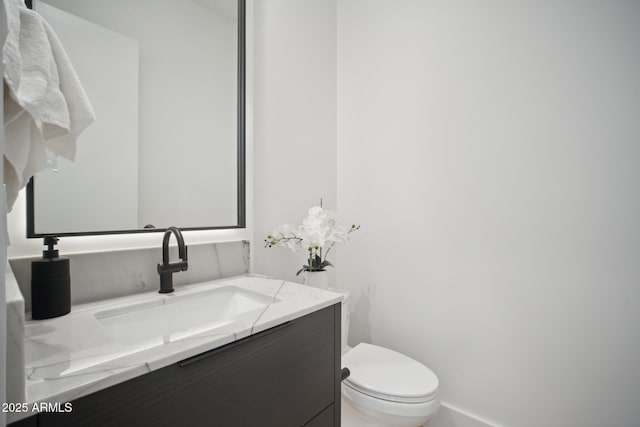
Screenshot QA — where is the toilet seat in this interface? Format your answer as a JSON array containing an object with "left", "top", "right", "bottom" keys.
[
  {"left": 342, "top": 343, "right": 439, "bottom": 404},
  {"left": 342, "top": 384, "right": 441, "bottom": 419}
]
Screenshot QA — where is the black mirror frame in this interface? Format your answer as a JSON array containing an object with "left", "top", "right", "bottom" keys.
[{"left": 25, "top": 0, "right": 246, "bottom": 238}]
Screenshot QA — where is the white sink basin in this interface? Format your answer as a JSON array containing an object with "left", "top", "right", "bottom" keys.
[{"left": 95, "top": 286, "right": 276, "bottom": 346}]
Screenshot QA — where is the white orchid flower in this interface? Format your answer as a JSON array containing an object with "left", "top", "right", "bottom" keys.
[{"left": 265, "top": 204, "right": 359, "bottom": 274}]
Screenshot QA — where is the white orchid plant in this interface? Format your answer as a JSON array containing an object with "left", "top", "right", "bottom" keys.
[{"left": 265, "top": 205, "right": 360, "bottom": 275}]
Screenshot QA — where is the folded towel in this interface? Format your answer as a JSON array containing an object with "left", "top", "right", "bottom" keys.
[{"left": 3, "top": 0, "right": 95, "bottom": 211}]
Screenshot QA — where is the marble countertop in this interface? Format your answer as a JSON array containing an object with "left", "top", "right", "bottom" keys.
[{"left": 10, "top": 275, "right": 342, "bottom": 423}]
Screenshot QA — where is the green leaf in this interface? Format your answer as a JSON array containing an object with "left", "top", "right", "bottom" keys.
[{"left": 321, "top": 260, "right": 334, "bottom": 269}]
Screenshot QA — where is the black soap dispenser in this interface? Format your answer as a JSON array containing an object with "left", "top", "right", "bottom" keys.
[{"left": 31, "top": 236, "right": 71, "bottom": 320}]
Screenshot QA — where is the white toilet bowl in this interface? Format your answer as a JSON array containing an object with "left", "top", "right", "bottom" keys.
[
  {"left": 341, "top": 343, "right": 440, "bottom": 427},
  {"left": 333, "top": 290, "right": 441, "bottom": 427}
]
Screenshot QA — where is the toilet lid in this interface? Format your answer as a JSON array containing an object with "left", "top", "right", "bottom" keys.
[{"left": 342, "top": 343, "right": 439, "bottom": 403}]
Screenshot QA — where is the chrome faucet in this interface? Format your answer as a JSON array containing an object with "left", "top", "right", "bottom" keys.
[{"left": 157, "top": 226, "right": 188, "bottom": 293}]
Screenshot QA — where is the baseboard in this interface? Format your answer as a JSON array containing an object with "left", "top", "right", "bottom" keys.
[{"left": 428, "top": 401, "right": 502, "bottom": 427}]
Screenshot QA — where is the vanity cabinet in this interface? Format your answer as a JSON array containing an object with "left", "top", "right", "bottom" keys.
[{"left": 15, "top": 304, "right": 341, "bottom": 427}]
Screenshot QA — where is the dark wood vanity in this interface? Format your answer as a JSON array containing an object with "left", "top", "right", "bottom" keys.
[{"left": 10, "top": 304, "right": 341, "bottom": 427}]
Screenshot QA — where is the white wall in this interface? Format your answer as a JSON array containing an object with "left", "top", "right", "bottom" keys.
[
  {"left": 337, "top": 1, "right": 640, "bottom": 426},
  {"left": 252, "top": 0, "right": 337, "bottom": 284}
]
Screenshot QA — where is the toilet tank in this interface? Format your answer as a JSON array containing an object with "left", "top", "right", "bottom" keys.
[
  {"left": 332, "top": 289, "right": 350, "bottom": 354},
  {"left": 342, "top": 297, "right": 350, "bottom": 354}
]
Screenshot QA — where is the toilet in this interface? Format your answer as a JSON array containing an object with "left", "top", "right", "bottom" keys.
[{"left": 337, "top": 290, "right": 440, "bottom": 427}]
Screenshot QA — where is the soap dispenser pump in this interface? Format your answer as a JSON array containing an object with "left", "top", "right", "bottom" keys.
[{"left": 31, "top": 236, "right": 71, "bottom": 320}]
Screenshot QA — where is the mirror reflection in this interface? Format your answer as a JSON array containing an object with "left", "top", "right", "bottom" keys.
[{"left": 28, "top": 0, "right": 244, "bottom": 236}]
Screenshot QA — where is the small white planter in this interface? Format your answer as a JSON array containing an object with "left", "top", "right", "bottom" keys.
[{"left": 302, "top": 270, "right": 329, "bottom": 289}]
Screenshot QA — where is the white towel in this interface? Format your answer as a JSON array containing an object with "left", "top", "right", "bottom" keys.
[{"left": 3, "top": 0, "right": 95, "bottom": 211}]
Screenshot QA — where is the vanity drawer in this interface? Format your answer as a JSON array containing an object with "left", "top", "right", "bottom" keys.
[{"left": 38, "top": 303, "right": 340, "bottom": 427}]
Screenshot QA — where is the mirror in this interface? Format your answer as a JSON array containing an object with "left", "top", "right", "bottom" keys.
[{"left": 26, "top": 0, "right": 246, "bottom": 237}]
